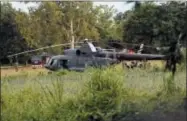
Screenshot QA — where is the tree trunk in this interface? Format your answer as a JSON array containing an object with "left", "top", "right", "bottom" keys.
[
  {"left": 70, "top": 19, "right": 75, "bottom": 49},
  {"left": 25, "top": 60, "right": 28, "bottom": 66},
  {"left": 150, "top": 35, "right": 153, "bottom": 45},
  {"left": 9, "top": 57, "right": 13, "bottom": 66}
]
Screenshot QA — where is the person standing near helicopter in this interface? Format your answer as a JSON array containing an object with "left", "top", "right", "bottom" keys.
[{"left": 165, "top": 33, "right": 183, "bottom": 75}]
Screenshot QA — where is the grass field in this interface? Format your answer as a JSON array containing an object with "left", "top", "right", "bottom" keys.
[
  {"left": 1, "top": 60, "right": 165, "bottom": 77},
  {"left": 1, "top": 66, "right": 48, "bottom": 77},
  {"left": 1, "top": 61, "right": 186, "bottom": 121}
]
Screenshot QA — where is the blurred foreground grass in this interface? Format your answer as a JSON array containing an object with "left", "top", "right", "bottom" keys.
[{"left": 1, "top": 63, "right": 186, "bottom": 121}]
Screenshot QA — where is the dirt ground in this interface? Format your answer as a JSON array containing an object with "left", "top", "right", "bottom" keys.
[
  {"left": 113, "top": 100, "right": 187, "bottom": 121},
  {"left": 140, "top": 109, "right": 186, "bottom": 121},
  {"left": 113, "top": 108, "right": 186, "bottom": 121},
  {"left": 142, "top": 100, "right": 186, "bottom": 121}
]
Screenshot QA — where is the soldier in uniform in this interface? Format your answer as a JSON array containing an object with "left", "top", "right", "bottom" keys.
[{"left": 165, "top": 34, "right": 183, "bottom": 75}]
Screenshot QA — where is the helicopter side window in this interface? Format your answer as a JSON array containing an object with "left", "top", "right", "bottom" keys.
[
  {"left": 76, "top": 50, "right": 81, "bottom": 56},
  {"left": 59, "top": 60, "right": 68, "bottom": 69}
]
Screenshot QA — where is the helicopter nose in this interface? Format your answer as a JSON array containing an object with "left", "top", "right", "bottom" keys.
[
  {"left": 44, "top": 64, "right": 49, "bottom": 69},
  {"left": 44, "top": 64, "right": 47, "bottom": 67}
]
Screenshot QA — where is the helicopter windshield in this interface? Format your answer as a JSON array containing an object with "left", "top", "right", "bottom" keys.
[{"left": 49, "top": 59, "right": 57, "bottom": 66}]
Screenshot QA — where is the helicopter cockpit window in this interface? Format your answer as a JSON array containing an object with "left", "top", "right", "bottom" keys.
[
  {"left": 50, "top": 59, "right": 54, "bottom": 65},
  {"left": 50, "top": 59, "right": 57, "bottom": 66}
]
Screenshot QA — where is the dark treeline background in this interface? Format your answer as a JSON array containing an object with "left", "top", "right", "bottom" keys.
[{"left": 0, "top": 1, "right": 186, "bottom": 64}]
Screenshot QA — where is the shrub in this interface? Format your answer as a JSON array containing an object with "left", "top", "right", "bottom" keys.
[{"left": 76, "top": 66, "right": 124, "bottom": 121}]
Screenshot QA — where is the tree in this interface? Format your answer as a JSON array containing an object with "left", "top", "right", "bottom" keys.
[
  {"left": 126, "top": 1, "right": 142, "bottom": 10},
  {"left": 57, "top": 1, "right": 101, "bottom": 48},
  {"left": 122, "top": 2, "right": 187, "bottom": 46},
  {"left": 94, "top": 5, "right": 118, "bottom": 41},
  {"left": 15, "top": 2, "right": 66, "bottom": 54},
  {"left": 113, "top": 12, "right": 126, "bottom": 40},
  {"left": 0, "top": 3, "right": 28, "bottom": 63}
]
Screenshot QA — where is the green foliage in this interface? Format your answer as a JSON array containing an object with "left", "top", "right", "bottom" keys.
[
  {"left": 177, "top": 48, "right": 186, "bottom": 71},
  {"left": 0, "top": 3, "right": 29, "bottom": 59},
  {"left": 56, "top": 69, "right": 69, "bottom": 76},
  {"left": 1, "top": 1, "right": 119, "bottom": 63},
  {"left": 95, "top": 5, "right": 118, "bottom": 40},
  {"left": 76, "top": 66, "right": 124, "bottom": 120},
  {"left": 1, "top": 65, "right": 186, "bottom": 121},
  {"left": 122, "top": 2, "right": 187, "bottom": 46},
  {"left": 1, "top": 2, "right": 187, "bottom": 64},
  {"left": 162, "top": 72, "right": 176, "bottom": 95},
  {"left": 14, "top": 1, "right": 118, "bottom": 49}
]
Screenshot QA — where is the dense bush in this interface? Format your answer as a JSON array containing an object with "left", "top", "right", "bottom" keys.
[{"left": 76, "top": 66, "right": 124, "bottom": 121}]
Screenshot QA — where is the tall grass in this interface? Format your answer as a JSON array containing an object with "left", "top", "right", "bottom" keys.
[
  {"left": 75, "top": 66, "right": 124, "bottom": 121},
  {"left": 1, "top": 64, "right": 186, "bottom": 121}
]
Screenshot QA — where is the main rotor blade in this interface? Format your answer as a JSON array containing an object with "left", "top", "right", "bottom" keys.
[
  {"left": 104, "top": 41, "right": 171, "bottom": 49},
  {"left": 7, "top": 42, "right": 84, "bottom": 58}
]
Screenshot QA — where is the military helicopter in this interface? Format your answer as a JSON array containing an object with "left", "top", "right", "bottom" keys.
[
  {"left": 7, "top": 34, "right": 183, "bottom": 74},
  {"left": 44, "top": 41, "right": 118, "bottom": 71},
  {"left": 44, "top": 40, "right": 168, "bottom": 71}
]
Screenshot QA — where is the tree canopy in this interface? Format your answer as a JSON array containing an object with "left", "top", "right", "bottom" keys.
[
  {"left": 0, "top": 1, "right": 186, "bottom": 64},
  {"left": 123, "top": 2, "right": 187, "bottom": 46}
]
